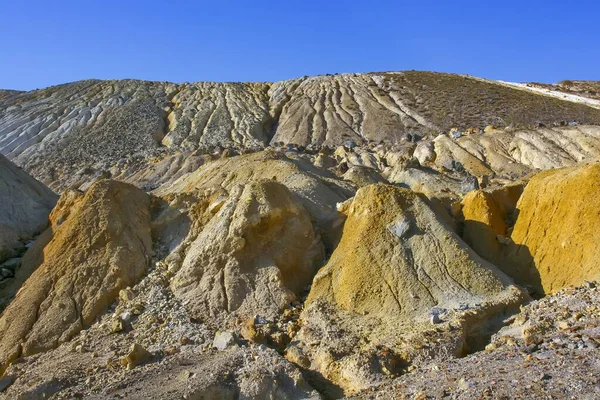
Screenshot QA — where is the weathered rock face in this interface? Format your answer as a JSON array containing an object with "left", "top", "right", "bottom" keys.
[
  {"left": 0, "top": 154, "right": 57, "bottom": 263},
  {"left": 156, "top": 151, "right": 354, "bottom": 251},
  {"left": 0, "top": 180, "right": 152, "bottom": 375},
  {"left": 288, "top": 184, "right": 526, "bottom": 394},
  {"left": 506, "top": 162, "right": 600, "bottom": 294},
  {"left": 166, "top": 180, "right": 324, "bottom": 325}
]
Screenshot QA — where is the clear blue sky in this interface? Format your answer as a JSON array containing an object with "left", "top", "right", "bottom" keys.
[{"left": 1, "top": 0, "right": 598, "bottom": 90}]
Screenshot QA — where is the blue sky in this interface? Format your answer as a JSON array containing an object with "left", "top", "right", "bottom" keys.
[{"left": 1, "top": 0, "right": 598, "bottom": 90}]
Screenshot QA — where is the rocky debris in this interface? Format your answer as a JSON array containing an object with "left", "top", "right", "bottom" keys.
[
  {"left": 506, "top": 161, "right": 600, "bottom": 294},
  {"left": 353, "top": 282, "right": 600, "bottom": 399},
  {"left": 0, "top": 154, "right": 57, "bottom": 263},
  {"left": 239, "top": 300, "right": 305, "bottom": 353},
  {"left": 288, "top": 184, "right": 527, "bottom": 395},
  {"left": 0, "top": 180, "right": 152, "bottom": 375},
  {"left": 212, "top": 331, "right": 238, "bottom": 351},
  {"left": 122, "top": 343, "right": 152, "bottom": 370}
]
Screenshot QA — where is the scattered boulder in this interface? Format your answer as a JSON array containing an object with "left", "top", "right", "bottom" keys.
[
  {"left": 213, "top": 331, "right": 238, "bottom": 351},
  {"left": 0, "top": 180, "right": 152, "bottom": 375},
  {"left": 122, "top": 343, "right": 152, "bottom": 370},
  {"left": 314, "top": 153, "right": 337, "bottom": 169},
  {"left": 413, "top": 141, "right": 436, "bottom": 165}
]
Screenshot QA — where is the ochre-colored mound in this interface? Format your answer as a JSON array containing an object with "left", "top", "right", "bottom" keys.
[
  {"left": 307, "top": 184, "right": 520, "bottom": 320},
  {"left": 0, "top": 180, "right": 152, "bottom": 375},
  {"left": 288, "top": 184, "right": 526, "bottom": 394},
  {"left": 507, "top": 162, "right": 600, "bottom": 294}
]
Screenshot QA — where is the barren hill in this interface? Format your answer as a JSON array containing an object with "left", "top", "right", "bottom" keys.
[
  {"left": 2, "top": 71, "right": 600, "bottom": 399},
  {"left": 2, "top": 71, "right": 600, "bottom": 192}
]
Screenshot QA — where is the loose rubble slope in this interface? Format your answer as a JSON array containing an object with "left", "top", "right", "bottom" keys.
[{"left": 352, "top": 282, "right": 600, "bottom": 399}]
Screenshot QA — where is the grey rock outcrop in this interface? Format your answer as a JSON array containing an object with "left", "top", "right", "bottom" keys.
[{"left": 0, "top": 154, "right": 57, "bottom": 263}]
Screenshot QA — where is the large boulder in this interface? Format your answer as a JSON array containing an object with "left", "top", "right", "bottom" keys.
[
  {"left": 460, "top": 184, "right": 524, "bottom": 265},
  {"left": 0, "top": 154, "right": 57, "bottom": 263},
  {"left": 288, "top": 184, "right": 526, "bottom": 394},
  {"left": 506, "top": 162, "right": 600, "bottom": 294},
  {"left": 165, "top": 180, "right": 324, "bottom": 326},
  {"left": 0, "top": 180, "right": 152, "bottom": 375}
]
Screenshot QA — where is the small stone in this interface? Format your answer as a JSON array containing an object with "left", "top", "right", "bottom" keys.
[
  {"left": 0, "top": 376, "right": 14, "bottom": 392},
  {"left": 1, "top": 258, "right": 22, "bottom": 270},
  {"left": 212, "top": 331, "right": 238, "bottom": 351},
  {"left": 0, "top": 268, "right": 13, "bottom": 279},
  {"left": 122, "top": 343, "right": 152, "bottom": 370},
  {"left": 111, "top": 319, "right": 125, "bottom": 333},
  {"left": 485, "top": 343, "right": 497, "bottom": 351},
  {"left": 164, "top": 346, "right": 180, "bottom": 355},
  {"left": 558, "top": 321, "right": 570, "bottom": 330},
  {"left": 119, "top": 288, "right": 135, "bottom": 303},
  {"left": 541, "top": 373, "right": 552, "bottom": 381},
  {"left": 178, "top": 370, "right": 193, "bottom": 382},
  {"left": 180, "top": 337, "right": 190, "bottom": 345}
]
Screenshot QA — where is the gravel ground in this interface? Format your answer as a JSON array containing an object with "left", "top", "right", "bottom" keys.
[{"left": 353, "top": 282, "right": 600, "bottom": 399}]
